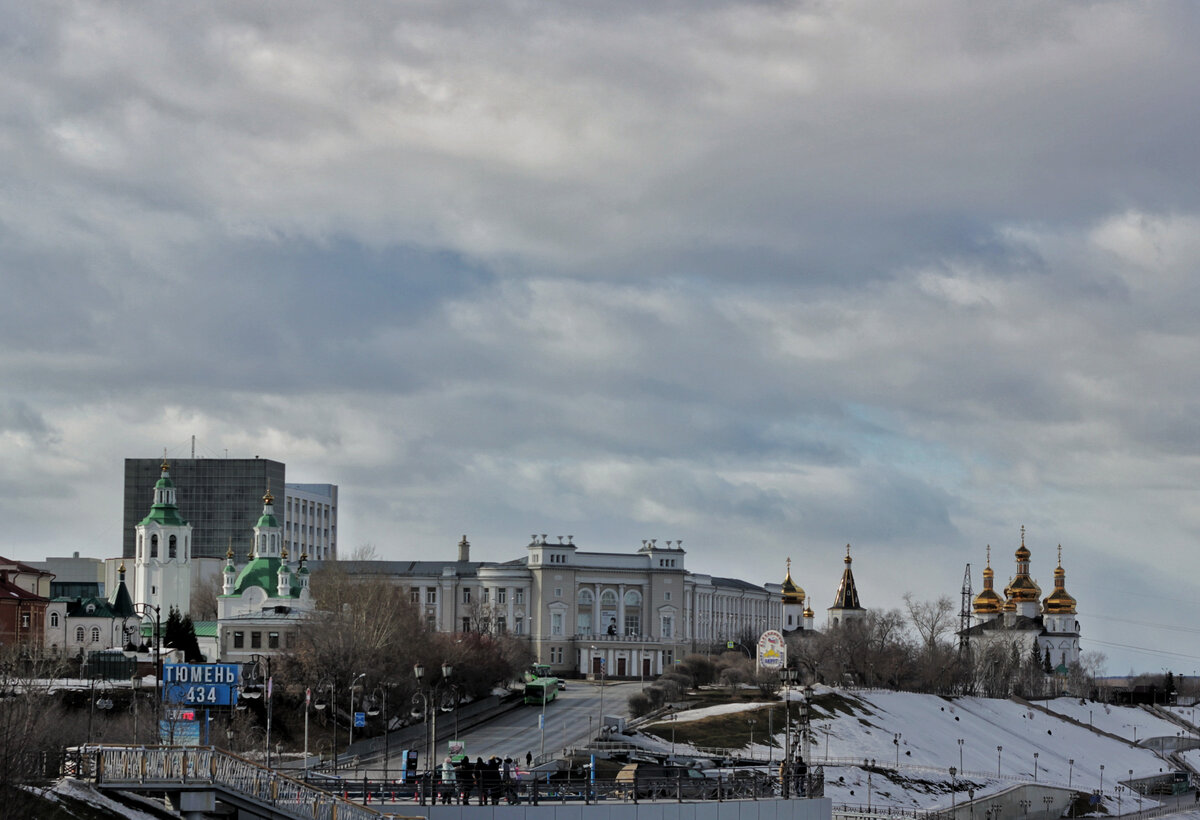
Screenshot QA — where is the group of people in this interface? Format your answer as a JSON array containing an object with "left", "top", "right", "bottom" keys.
[{"left": 437, "top": 753, "right": 531, "bottom": 805}]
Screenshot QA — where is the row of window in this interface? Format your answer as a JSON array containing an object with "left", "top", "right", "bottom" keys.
[
  {"left": 231, "top": 630, "right": 287, "bottom": 650},
  {"left": 136, "top": 533, "right": 184, "bottom": 560},
  {"left": 413, "top": 587, "right": 527, "bottom": 606},
  {"left": 460, "top": 615, "right": 525, "bottom": 634}
]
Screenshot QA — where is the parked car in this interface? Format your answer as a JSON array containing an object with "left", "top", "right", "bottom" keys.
[{"left": 613, "top": 763, "right": 719, "bottom": 800}]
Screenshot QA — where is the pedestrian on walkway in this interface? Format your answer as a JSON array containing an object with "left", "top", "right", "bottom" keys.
[
  {"left": 441, "top": 757, "right": 456, "bottom": 805},
  {"left": 526, "top": 750, "right": 533, "bottom": 768}
]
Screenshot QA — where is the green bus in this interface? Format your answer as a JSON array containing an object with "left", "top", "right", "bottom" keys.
[{"left": 524, "top": 677, "right": 559, "bottom": 706}]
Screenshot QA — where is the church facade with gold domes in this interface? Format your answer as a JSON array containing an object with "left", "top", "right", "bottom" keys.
[
  {"left": 961, "top": 527, "right": 1080, "bottom": 672},
  {"left": 779, "top": 544, "right": 868, "bottom": 633}
]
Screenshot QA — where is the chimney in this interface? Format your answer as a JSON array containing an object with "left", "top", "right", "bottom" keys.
[{"left": 458, "top": 535, "right": 470, "bottom": 563}]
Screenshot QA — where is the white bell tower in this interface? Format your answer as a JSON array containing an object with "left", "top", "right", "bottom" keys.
[{"left": 133, "top": 457, "right": 193, "bottom": 617}]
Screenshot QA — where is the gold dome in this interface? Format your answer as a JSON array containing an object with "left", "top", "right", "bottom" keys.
[
  {"left": 1005, "top": 526, "right": 1041, "bottom": 602},
  {"left": 972, "top": 546, "right": 1004, "bottom": 614},
  {"left": 781, "top": 557, "right": 806, "bottom": 604},
  {"left": 1042, "top": 545, "right": 1077, "bottom": 615},
  {"left": 803, "top": 598, "right": 814, "bottom": 619}
]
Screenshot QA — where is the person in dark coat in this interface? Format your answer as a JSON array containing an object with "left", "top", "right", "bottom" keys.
[
  {"left": 457, "top": 757, "right": 473, "bottom": 805},
  {"left": 475, "top": 757, "right": 487, "bottom": 805},
  {"left": 526, "top": 750, "right": 533, "bottom": 768}
]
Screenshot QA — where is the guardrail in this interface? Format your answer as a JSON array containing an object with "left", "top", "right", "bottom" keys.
[{"left": 66, "top": 745, "right": 417, "bottom": 820}]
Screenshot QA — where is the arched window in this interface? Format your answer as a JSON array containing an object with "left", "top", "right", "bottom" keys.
[
  {"left": 150, "top": 534, "right": 158, "bottom": 558},
  {"left": 91, "top": 627, "right": 101, "bottom": 643},
  {"left": 137, "top": 535, "right": 142, "bottom": 559},
  {"left": 600, "top": 590, "right": 617, "bottom": 607},
  {"left": 577, "top": 589, "right": 594, "bottom": 606},
  {"left": 169, "top": 535, "right": 177, "bottom": 559},
  {"left": 623, "top": 590, "right": 642, "bottom": 635},
  {"left": 75, "top": 626, "right": 85, "bottom": 643},
  {"left": 50, "top": 612, "right": 59, "bottom": 628}
]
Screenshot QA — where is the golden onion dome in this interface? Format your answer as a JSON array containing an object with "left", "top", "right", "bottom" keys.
[
  {"left": 781, "top": 557, "right": 806, "bottom": 604},
  {"left": 1015, "top": 524, "right": 1031, "bottom": 561},
  {"left": 1042, "top": 546, "right": 1077, "bottom": 614},
  {"left": 973, "top": 547, "right": 1004, "bottom": 614},
  {"left": 803, "top": 599, "right": 814, "bottom": 619}
]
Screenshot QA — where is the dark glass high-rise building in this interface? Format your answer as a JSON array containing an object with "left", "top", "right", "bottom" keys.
[{"left": 122, "top": 458, "right": 286, "bottom": 561}]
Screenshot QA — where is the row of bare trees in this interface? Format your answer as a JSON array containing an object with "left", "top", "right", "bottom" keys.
[{"left": 783, "top": 595, "right": 1106, "bottom": 696}]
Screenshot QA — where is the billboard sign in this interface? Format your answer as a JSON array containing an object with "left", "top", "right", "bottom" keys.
[
  {"left": 162, "top": 663, "right": 241, "bottom": 706},
  {"left": 757, "top": 630, "right": 786, "bottom": 670}
]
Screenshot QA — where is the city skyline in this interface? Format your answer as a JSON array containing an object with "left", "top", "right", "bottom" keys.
[{"left": 2, "top": 3, "right": 1199, "bottom": 676}]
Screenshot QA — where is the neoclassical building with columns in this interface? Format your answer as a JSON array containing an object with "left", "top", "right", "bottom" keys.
[{"left": 314, "top": 535, "right": 784, "bottom": 678}]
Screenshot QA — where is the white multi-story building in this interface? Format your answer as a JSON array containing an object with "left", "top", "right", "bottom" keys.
[
  {"left": 283, "top": 484, "right": 337, "bottom": 561},
  {"left": 320, "top": 535, "right": 783, "bottom": 678}
]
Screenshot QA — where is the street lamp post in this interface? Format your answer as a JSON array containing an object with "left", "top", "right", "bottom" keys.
[
  {"left": 864, "top": 759, "right": 875, "bottom": 811},
  {"left": 238, "top": 655, "right": 273, "bottom": 769},
  {"left": 958, "top": 738, "right": 964, "bottom": 773},
  {"left": 1099, "top": 764, "right": 1104, "bottom": 794},
  {"left": 950, "top": 767, "right": 957, "bottom": 815},
  {"left": 1068, "top": 759, "right": 1074, "bottom": 789},
  {"left": 312, "top": 678, "right": 337, "bottom": 772},
  {"left": 997, "top": 745, "right": 1003, "bottom": 777},
  {"left": 801, "top": 684, "right": 814, "bottom": 797},
  {"left": 130, "top": 603, "right": 162, "bottom": 739},
  {"left": 1033, "top": 752, "right": 1039, "bottom": 782},
  {"left": 779, "top": 667, "right": 799, "bottom": 798},
  {"left": 747, "top": 718, "right": 757, "bottom": 756},
  {"left": 894, "top": 733, "right": 902, "bottom": 768},
  {"left": 87, "top": 676, "right": 114, "bottom": 743},
  {"left": 413, "top": 661, "right": 454, "bottom": 793},
  {"left": 348, "top": 673, "right": 366, "bottom": 752}
]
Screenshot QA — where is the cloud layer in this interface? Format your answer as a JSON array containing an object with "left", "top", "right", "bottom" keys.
[{"left": 3, "top": 1, "right": 1199, "bottom": 673}]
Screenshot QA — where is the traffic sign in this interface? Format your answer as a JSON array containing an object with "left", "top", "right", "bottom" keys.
[
  {"left": 163, "top": 663, "right": 241, "bottom": 706},
  {"left": 354, "top": 712, "right": 366, "bottom": 728}
]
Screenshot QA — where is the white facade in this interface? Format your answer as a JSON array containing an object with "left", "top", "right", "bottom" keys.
[
  {"left": 325, "top": 535, "right": 782, "bottom": 677},
  {"left": 283, "top": 483, "right": 337, "bottom": 560}
]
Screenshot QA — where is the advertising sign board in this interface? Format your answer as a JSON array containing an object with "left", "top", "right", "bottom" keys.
[{"left": 757, "top": 630, "right": 787, "bottom": 669}]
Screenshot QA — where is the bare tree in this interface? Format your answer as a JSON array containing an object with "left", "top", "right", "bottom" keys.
[
  {"left": 903, "top": 593, "right": 956, "bottom": 652},
  {"left": 190, "top": 571, "right": 222, "bottom": 621}
]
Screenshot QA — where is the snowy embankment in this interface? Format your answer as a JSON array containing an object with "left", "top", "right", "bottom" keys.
[{"left": 641, "top": 687, "right": 1192, "bottom": 813}]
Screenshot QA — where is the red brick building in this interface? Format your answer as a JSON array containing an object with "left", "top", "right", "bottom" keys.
[{"left": 0, "top": 558, "right": 53, "bottom": 652}]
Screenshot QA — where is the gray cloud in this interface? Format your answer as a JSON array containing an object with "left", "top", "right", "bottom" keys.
[{"left": 1, "top": 0, "right": 1198, "bottom": 673}]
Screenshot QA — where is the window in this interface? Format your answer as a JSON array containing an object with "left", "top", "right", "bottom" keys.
[
  {"left": 600, "top": 590, "right": 617, "bottom": 607},
  {"left": 50, "top": 612, "right": 59, "bottom": 628},
  {"left": 497, "top": 589, "right": 507, "bottom": 604},
  {"left": 463, "top": 588, "right": 472, "bottom": 604},
  {"left": 410, "top": 587, "right": 420, "bottom": 603},
  {"left": 664, "top": 649, "right": 674, "bottom": 667},
  {"left": 150, "top": 534, "right": 158, "bottom": 558},
  {"left": 661, "top": 615, "right": 674, "bottom": 638},
  {"left": 462, "top": 617, "right": 471, "bottom": 632},
  {"left": 21, "top": 612, "right": 30, "bottom": 628},
  {"left": 91, "top": 627, "right": 101, "bottom": 643},
  {"left": 482, "top": 588, "right": 490, "bottom": 603},
  {"left": 551, "top": 647, "right": 564, "bottom": 663},
  {"left": 578, "top": 612, "right": 592, "bottom": 635},
  {"left": 75, "top": 627, "right": 85, "bottom": 643},
  {"left": 496, "top": 616, "right": 506, "bottom": 633},
  {"left": 251, "top": 632, "right": 262, "bottom": 649},
  {"left": 664, "top": 591, "right": 671, "bottom": 601},
  {"left": 551, "top": 613, "right": 563, "bottom": 636},
  {"left": 425, "top": 588, "right": 437, "bottom": 605},
  {"left": 577, "top": 589, "right": 593, "bottom": 605},
  {"left": 515, "top": 589, "right": 525, "bottom": 605},
  {"left": 169, "top": 534, "right": 177, "bottom": 559},
  {"left": 233, "top": 631, "right": 245, "bottom": 648},
  {"left": 269, "top": 632, "right": 280, "bottom": 649},
  {"left": 554, "top": 588, "right": 562, "bottom": 598},
  {"left": 625, "top": 614, "right": 640, "bottom": 636},
  {"left": 425, "top": 615, "right": 436, "bottom": 631}
]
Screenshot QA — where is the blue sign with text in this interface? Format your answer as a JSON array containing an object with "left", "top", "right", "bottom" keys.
[{"left": 163, "top": 663, "right": 241, "bottom": 706}]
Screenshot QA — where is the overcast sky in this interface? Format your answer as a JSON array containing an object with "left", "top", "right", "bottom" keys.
[{"left": 3, "top": 1, "right": 1198, "bottom": 676}]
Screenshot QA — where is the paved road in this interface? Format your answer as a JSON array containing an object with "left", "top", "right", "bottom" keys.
[
  {"left": 336, "top": 679, "right": 641, "bottom": 779},
  {"left": 434, "top": 680, "right": 640, "bottom": 765}
]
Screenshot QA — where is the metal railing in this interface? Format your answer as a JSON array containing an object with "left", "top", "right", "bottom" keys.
[{"left": 67, "top": 745, "right": 419, "bottom": 820}]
